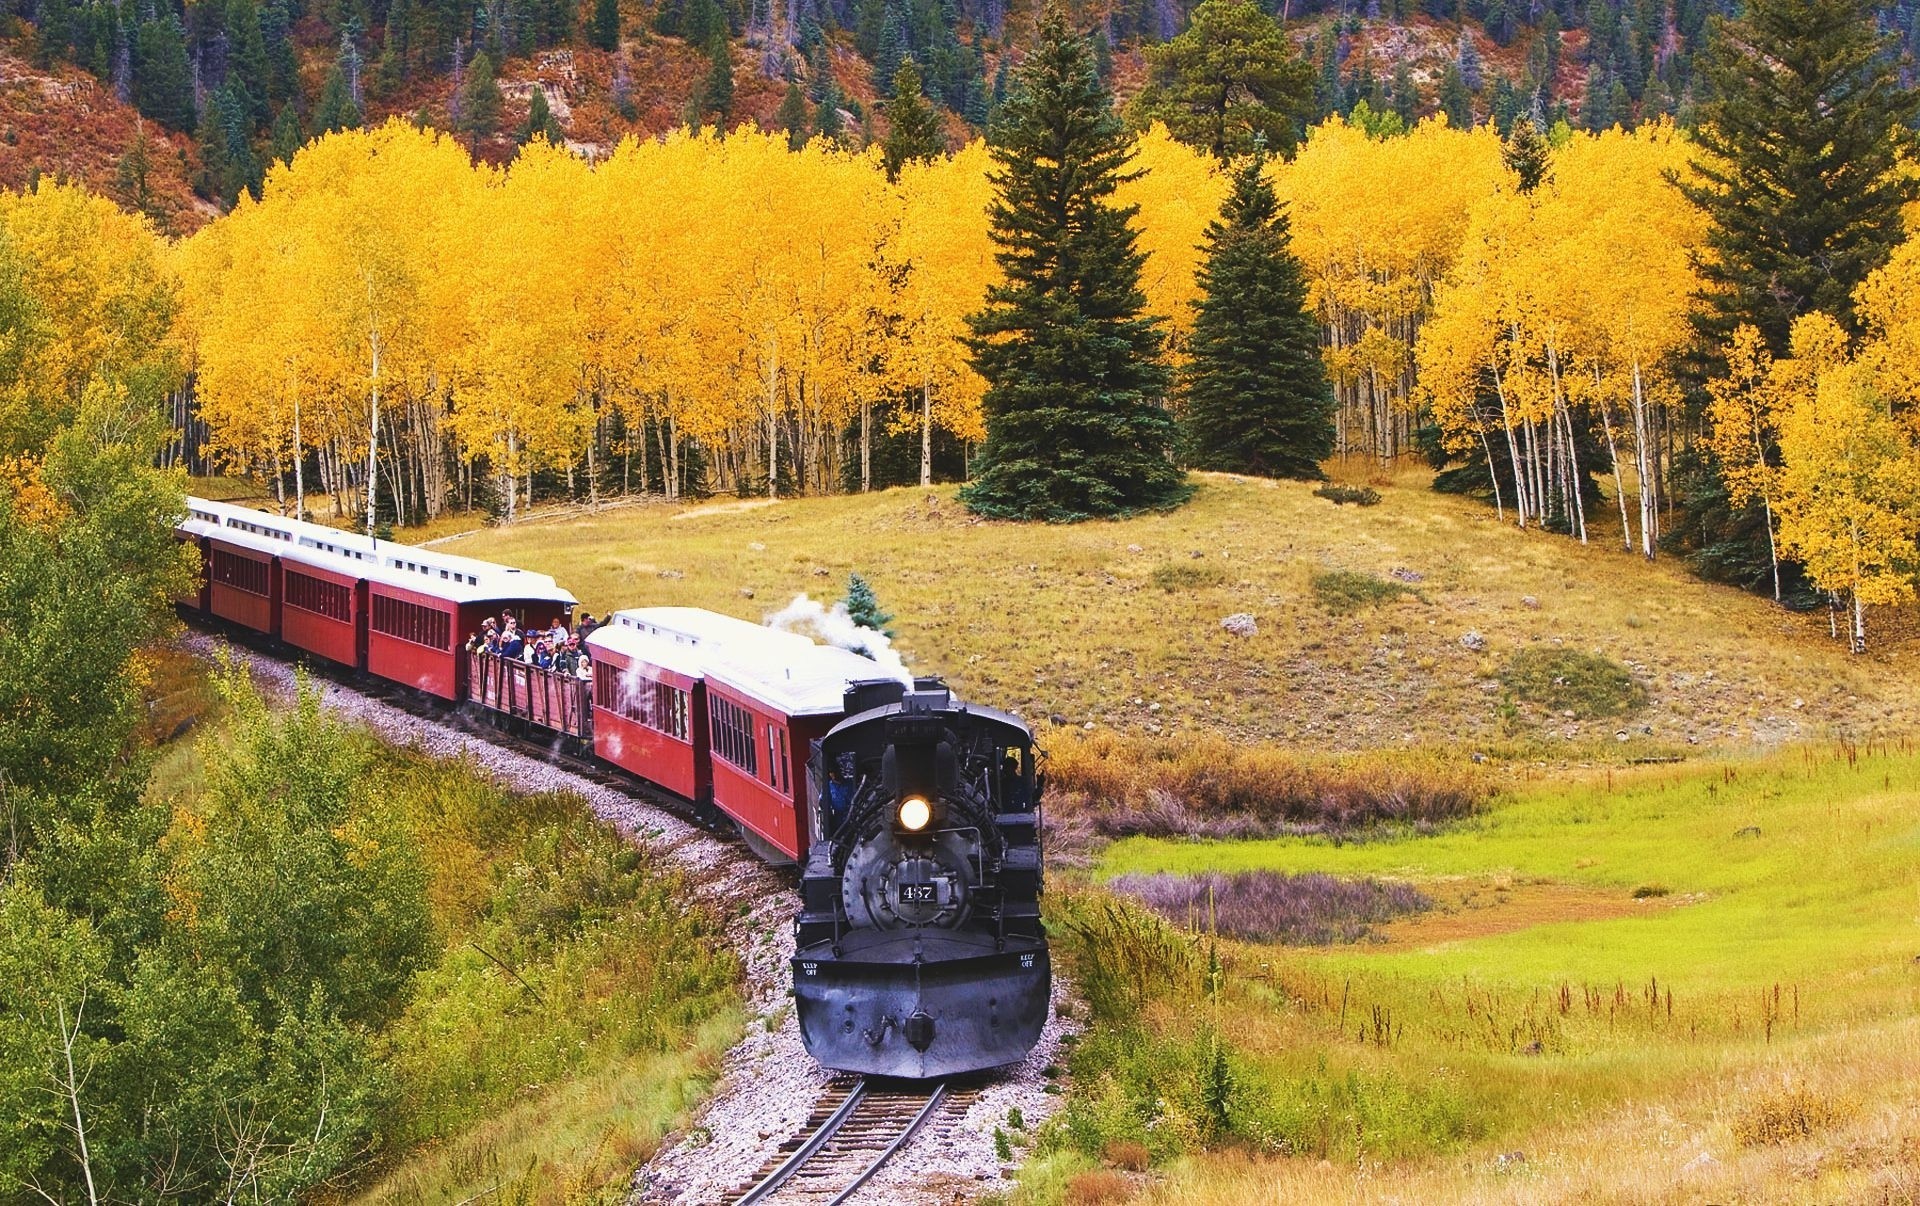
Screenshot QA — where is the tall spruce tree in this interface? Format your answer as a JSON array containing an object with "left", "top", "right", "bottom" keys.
[
  {"left": 701, "top": 31, "right": 733, "bottom": 121},
  {"left": 458, "top": 50, "right": 503, "bottom": 145},
  {"left": 777, "top": 80, "right": 811, "bottom": 148},
  {"left": 1682, "top": 0, "right": 1918, "bottom": 357},
  {"left": 961, "top": 5, "right": 1189, "bottom": 522},
  {"left": 1666, "top": 0, "right": 1918, "bottom": 596},
  {"left": 1180, "top": 151, "right": 1333, "bottom": 479},
  {"left": 881, "top": 60, "right": 942, "bottom": 180},
  {"left": 132, "top": 15, "right": 196, "bottom": 132},
  {"left": 589, "top": 0, "right": 619, "bottom": 50}
]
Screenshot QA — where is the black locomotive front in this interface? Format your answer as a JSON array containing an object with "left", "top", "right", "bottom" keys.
[{"left": 792, "top": 679, "right": 1050, "bottom": 1079}]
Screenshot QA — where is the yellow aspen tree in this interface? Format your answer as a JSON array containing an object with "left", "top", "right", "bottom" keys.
[
  {"left": 889, "top": 139, "right": 997, "bottom": 487},
  {"left": 1774, "top": 352, "right": 1920, "bottom": 652}
]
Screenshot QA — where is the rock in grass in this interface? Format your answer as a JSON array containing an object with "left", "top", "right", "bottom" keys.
[
  {"left": 1221, "top": 612, "right": 1258, "bottom": 637},
  {"left": 1461, "top": 630, "right": 1487, "bottom": 652}
]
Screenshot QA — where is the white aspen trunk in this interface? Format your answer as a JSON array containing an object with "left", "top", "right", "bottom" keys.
[
  {"left": 1631, "top": 358, "right": 1655, "bottom": 560},
  {"left": 58, "top": 999, "right": 99, "bottom": 1206},
  {"left": 920, "top": 379, "right": 933, "bottom": 488},
  {"left": 365, "top": 332, "right": 381, "bottom": 543},
  {"left": 272, "top": 445, "right": 285, "bottom": 512},
  {"left": 1561, "top": 401, "right": 1588, "bottom": 544},
  {"left": 1850, "top": 520, "right": 1866, "bottom": 653},
  {"left": 1762, "top": 497, "right": 1782, "bottom": 603},
  {"left": 1476, "top": 417, "right": 1504, "bottom": 521},
  {"left": 587, "top": 393, "right": 599, "bottom": 510},
  {"left": 505, "top": 429, "right": 518, "bottom": 524},
  {"left": 764, "top": 332, "right": 781, "bottom": 500},
  {"left": 1493, "top": 365, "right": 1528, "bottom": 528},
  {"left": 668, "top": 413, "right": 680, "bottom": 500},
  {"left": 1594, "top": 371, "right": 1632, "bottom": 552},
  {"left": 861, "top": 402, "right": 871, "bottom": 491},
  {"left": 292, "top": 394, "right": 305, "bottom": 522}
]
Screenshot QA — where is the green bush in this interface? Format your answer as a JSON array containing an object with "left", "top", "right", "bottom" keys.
[
  {"left": 1311, "top": 569, "right": 1418, "bottom": 614},
  {"left": 1499, "top": 646, "right": 1648, "bottom": 719},
  {"left": 1314, "top": 483, "right": 1382, "bottom": 506}
]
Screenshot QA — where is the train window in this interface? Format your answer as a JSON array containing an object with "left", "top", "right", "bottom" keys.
[
  {"left": 766, "top": 724, "right": 788, "bottom": 791},
  {"left": 709, "top": 696, "right": 757, "bottom": 775},
  {"left": 371, "top": 595, "right": 451, "bottom": 651},
  {"left": 284, "top": 571, "right": 352, "bottom": 621},
  {"left": 210, "top": 549, "right": 269, "bottom": 596}
]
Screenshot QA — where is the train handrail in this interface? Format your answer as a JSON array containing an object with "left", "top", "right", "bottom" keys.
[{"left": 467, "top": 650, "right": 592, "bottom": 739}]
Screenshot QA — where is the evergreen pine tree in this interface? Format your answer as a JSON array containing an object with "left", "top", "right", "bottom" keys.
[
  {"left": 36, "top": 0, "right": 74, "bottom": 66},
  {"left": 589, "top": 0, "right": 619, "bottom": 50},
  {"left": 1502, "top": 115, "right": 1549, "bottom": 192},
  {"left": 1582, "top": 64, "right": 1611, "bottom": 130},
  {"left": 777, "top": 80, "right": 810, "bottom": 148},
  {"left": 312, "top": 63, "right": 362, "bottom": 133},
  {"left": 812, "top": 80, "right": 844, "bottom": 139},
  {"left": 882, "top": 60, "right": 942, "bottom": 180},
  {"left": 115, "top": 121, "right": 157, "bottom": 217},
  {"left": 194, "top": 89, "right": 233, "bottom": 202},
  {"left": 842, "top": 573, "right": 895, "bottom": 637},
  {"left": 961, "top": 5, "right": 1189, "bottom": 522},
  {"left": 701, "top": 31, "right": 733, "bottom": 121},
  {"left": 457, "top": 49, "right": 503, "bottom": 145},
  {"left": 262, "top": 1, "right": 298, "bottom": 104},
  {"left": 1438, "top": 61, "right": 1472, "bottom": 128},
  {"left": 1180, "top": 151, "right": 1334, "bottom": 480},
  {"left": 1390, "top": 59, "right": 1417, "bottom": 126},
  {"left": 871, "top": 0, "right": 906, "bottom": 96},
  {"left": 1681, "top": 0, "right": 1918, "bottom": 355},
  {"left": 132, "top": 16, "right": 197, "bottom": 132},
  {"left": 226, "top": 0, "right": 271, "bottom": 126},
  {"left": 268, "top": 101, "right": 302, "bottom": 166},
  {"left": 518, "top": 85, "right": 565, "bottom": 143}
]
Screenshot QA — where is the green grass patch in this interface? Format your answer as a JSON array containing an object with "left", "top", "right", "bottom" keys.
[
  {"left": 1150, "top": 561, "right": 1230, "bottom": 591},
  {"left": 1311, "top": 569, "right": 1419, "bottom": 614},
  {"left": 1500, "top": 645, "right": 1647, "bottom": 719}
]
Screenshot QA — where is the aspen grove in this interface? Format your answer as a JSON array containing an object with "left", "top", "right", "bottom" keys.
[{"left": 105, "top": 112, "right": 1920, "bottom": 638}]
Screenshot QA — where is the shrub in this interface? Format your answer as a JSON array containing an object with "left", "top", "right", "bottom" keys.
[
  {"left": 1499, "top": 646, "right": 1647, "bottom": 719},
  {"left": 1102, "top": 1139, "right": 1150, "bottom": 1171},
  {"left": 1314, "top": 483, "right": 1381, "bottom": 506},
  {"left": 1631, "top": 884, "right": 1670, "bottom": 899},
  {"left": 1732, "top": 1084, "right": 1854, "bottom": 1147},
  {"left": 1311, "top": 568, "right": 1418, "bottom": 613},
  {"left": 1064, "top": 1170, "right": 1134, "bottom": 1205},
  {"left": 1049, "top": 890, "right": 1200, "bottom": 1023},
  {"left": 1150, "top": 561, "right": 1229, "bottom": 591},
  {"left": 1044, "top": 731, "right": 1488, "bottom": 845},
  {"left": 1111, "top": 870, "right": 1432, "bottom": 945}
]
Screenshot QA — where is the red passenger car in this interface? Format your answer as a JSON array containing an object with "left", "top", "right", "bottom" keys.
[
  {"left": 586, "top": 613, "right": 712, "bottom": 802},
  {"left": 704, "top": 632, "right": 907, "bottom": 864},
  {"left": 177, "top": 498, "right": 576, "bottom": 701}
]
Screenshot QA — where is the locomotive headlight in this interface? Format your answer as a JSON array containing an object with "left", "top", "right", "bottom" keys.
[{"left": 897, "top": 795, "right": 932, "bottom": 832}]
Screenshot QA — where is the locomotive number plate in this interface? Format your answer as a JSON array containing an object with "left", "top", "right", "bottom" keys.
[{"left": 898, "top": 884, "right": 937, "bottom": 905}]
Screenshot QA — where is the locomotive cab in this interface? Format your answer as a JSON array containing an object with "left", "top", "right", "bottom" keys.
[{"left": 792, "top": 680, "right": 1051, "bottom": 1079}]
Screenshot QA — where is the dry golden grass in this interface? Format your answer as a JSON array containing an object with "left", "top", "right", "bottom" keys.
[
  {"left": 1122, "top": 1018, "right": 1920, "bottom": 1205},
  {"left": 426, "top": 471, "right": 1920, "bottom": 757}
]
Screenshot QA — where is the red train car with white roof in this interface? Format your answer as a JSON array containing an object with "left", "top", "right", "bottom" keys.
[
  {"left": 587, "top": 607, "right": 904, "bottom": 862},
  {"left": 177, "top": 497, "right": 576, "bottom": 698}
]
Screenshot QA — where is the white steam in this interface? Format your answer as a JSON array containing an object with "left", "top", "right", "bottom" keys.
[{"left": 764, "top": 593, "right": 910, "bottom": 682}]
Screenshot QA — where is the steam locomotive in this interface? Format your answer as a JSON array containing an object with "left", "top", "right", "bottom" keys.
[
  {"left": 174, "top": 495, "right": 1050, "bottom": 1080},
  {"left": 794, "top": 679, "right": 1050, "bottom": 1079}
]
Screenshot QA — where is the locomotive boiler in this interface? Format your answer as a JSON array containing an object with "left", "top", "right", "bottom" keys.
[{"left": 792, "top": 679, "right": 1051, "bottom": 1079}]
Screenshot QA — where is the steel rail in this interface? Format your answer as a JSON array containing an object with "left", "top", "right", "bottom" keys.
[
  {"left": 733, "top": 1079, "right": 870, "bottom": 1206},
  {"left": 825, "top": 1081, "right": 949, "bottom": 1206}
]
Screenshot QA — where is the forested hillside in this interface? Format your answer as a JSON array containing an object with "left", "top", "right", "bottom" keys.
[{"left": 8, "top": 0, "right": 1914, "bottom": 217}]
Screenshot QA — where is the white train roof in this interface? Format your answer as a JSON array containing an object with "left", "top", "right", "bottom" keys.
[
  {"left": 596, "top": 606, "right": 908, "bottom": 717},
  {"left": 181, "top": 496, "right": 577, "bottom": 606}
]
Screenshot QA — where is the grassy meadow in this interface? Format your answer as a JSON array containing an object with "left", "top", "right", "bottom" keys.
[
  {"left": 994, "top": 743, "right": 1920, "bottom": 1205},
  {"left": 434, "top": 469, "right": 1920, "bottom": 756}
]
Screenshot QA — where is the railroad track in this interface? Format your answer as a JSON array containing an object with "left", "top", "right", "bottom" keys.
[{"left": 732, "top": 1078, "right": 972, "bottom": 1205}]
